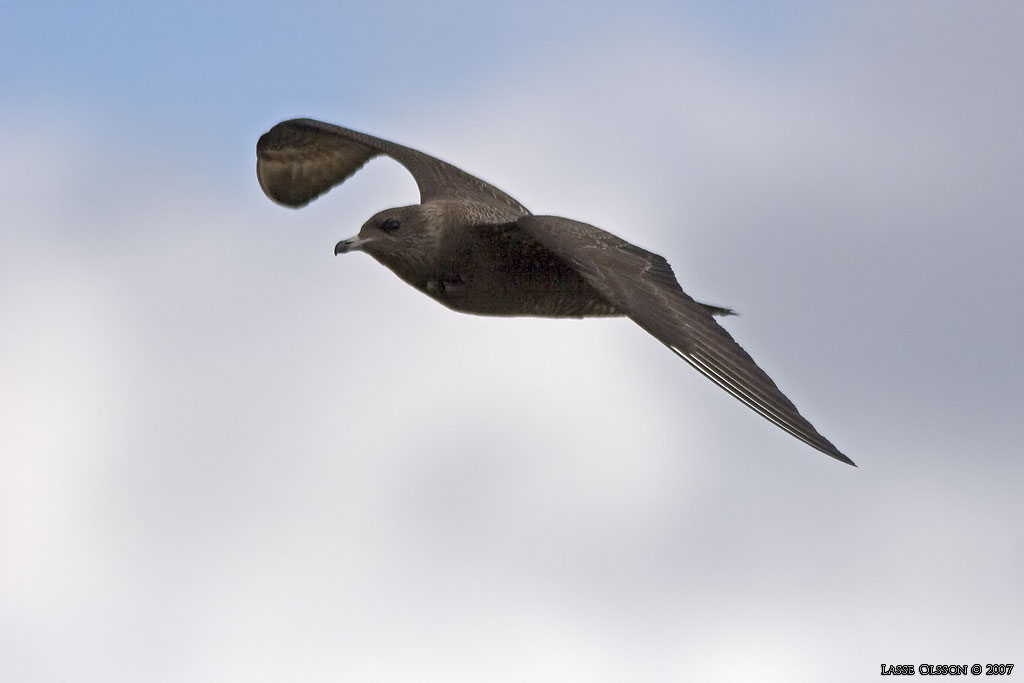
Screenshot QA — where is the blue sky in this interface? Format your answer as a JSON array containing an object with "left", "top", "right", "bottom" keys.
[
  {"left": 2, "top": 1, "right": 833, "bottom": 154},
  {"left": 2, "top": 2, "right": 1023, "bottom": 682}
]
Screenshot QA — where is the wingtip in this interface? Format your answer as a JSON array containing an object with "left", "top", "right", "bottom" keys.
[{"left": 830, "top": 451, "right": 857, "bottom": 467}]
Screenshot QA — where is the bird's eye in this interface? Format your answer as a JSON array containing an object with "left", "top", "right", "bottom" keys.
[{"left": 381, "top": 218, "right": 401, "bottom": 233}]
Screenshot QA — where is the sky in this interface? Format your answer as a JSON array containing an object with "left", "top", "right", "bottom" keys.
[{"left": 2, "top": 1, "right": 1023, "bottom": 681}]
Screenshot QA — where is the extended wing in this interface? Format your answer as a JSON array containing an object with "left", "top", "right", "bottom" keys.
[
  {"left": 517, "top": 215, "right": 853, "bottom": 465},
  {"left": 256, "top": 118, "right": 529, "bottom": 215}
]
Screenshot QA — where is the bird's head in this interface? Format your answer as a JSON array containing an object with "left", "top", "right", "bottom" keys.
[{"left": 335, "top": 205, "right": 446, "bottom": 282}]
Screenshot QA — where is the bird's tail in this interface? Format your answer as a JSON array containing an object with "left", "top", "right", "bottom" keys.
[{"left": 699, "top": 302, "right": 737, "bottom": 317}]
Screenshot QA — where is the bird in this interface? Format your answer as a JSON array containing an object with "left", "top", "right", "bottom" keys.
[{"left": 256, "top": 118, "right": 853, "bottom": 465}]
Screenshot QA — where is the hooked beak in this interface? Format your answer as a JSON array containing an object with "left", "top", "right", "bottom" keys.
[{"left": 334, "top": 235, "right": 371, "bottom": 255}]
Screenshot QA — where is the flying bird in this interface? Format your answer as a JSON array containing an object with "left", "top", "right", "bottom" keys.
[{"left": 256, "top": 118, "right": 853, "bottom": 465}]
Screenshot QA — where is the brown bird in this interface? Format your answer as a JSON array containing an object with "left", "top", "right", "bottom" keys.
[{"left": 256, "top": 118, "right": 853, "bottom": 465}]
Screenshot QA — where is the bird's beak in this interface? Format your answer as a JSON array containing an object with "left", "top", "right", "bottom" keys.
[{"left": 335, "top": 235, "right": 370, "bottom": 255}]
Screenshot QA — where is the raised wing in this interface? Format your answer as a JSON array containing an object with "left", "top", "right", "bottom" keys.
[
  {"left": 517, "top": 215, "right": 853, "bottom": 465},
  {"left": 256, "top": 118, "right": 529, "bottom": 215}
]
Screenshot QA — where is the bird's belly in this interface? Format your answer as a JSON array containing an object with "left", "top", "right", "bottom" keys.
[{"left": 423, "top": 273, "right": 621, "bottom": 318}]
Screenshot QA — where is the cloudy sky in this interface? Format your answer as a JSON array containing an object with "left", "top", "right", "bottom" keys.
[{"left": 2, "top": 2, "right": 1022, "bottom": 681}]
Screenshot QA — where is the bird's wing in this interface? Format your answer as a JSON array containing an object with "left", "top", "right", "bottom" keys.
[
  {"left": 517, "top": 215, "right": 853, "bottom": 465},
  {"left": 256, "top": 118, "right": 529, "bottom": 215}
]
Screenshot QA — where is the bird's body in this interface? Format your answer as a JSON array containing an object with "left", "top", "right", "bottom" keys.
[
  {"left": 257, "top": 118, "right": 853, "bottom": 465},
  {"left": 397, "top": 208, "right": 623, "bottom": 318},
  {"left": 433, "top": 226, "right": 618, "bottom": 317}
]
